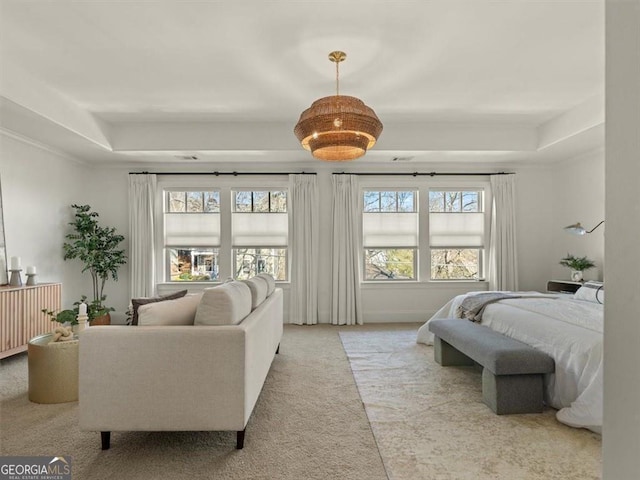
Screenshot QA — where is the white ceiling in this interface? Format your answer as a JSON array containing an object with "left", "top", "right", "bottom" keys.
[{"left": 0, "top": 0, "right": 604, "bottom": 168}]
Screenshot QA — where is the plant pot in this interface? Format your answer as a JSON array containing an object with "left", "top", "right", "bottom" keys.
[
  {"left": 90, "top": 313, "right": 111, "bottom": 326},
  {"left": 571, "top": 270, "right": 584, "bottom": 282}
]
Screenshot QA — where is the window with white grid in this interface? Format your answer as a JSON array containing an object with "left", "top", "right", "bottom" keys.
[
  {"left": 231, "top": 190, "right": 288, "bottom": 280},
  {"left": 428, "top": 190, "right": 485, "bottom": 280},
  {"left": 164, "top": 191, "right": 220, "bottom": 282},
  {"left": 362, "top": 190, "right": 418, "bottom": 280}
]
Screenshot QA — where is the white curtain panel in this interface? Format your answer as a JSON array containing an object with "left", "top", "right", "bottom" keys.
[
  {"left": 128, "top": 174, "right": 157, "bottom": 299},
  {"left": 288, "top": 174, "right": 319, "bottom": 325},
  {"left": 330, "top": 175, "right": 363, "bottom": 325},
  {"left": 489, "top": 174, "right": 519, "bottom": 291}
]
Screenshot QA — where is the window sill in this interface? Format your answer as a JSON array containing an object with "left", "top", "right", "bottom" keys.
[
  {"left": 156, "top": 280, "right": 291, "bottom": 291},
  {"left": 360, "top": 280, "right": 488, "bottom": 289}
]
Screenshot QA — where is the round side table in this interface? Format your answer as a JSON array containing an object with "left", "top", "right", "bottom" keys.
[{"left": 28, "top": 333, "right": 79, "bottom": 403}]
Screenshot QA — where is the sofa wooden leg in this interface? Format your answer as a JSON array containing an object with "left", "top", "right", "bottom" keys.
[
  {"left": 236, "top": 429, "right": 245, "bottom": 449},
  {"left": 101, "top": 431, "right": 111, "bottom": 450},
  {"left": 276, "top": 343, "right": 280, "bottom": 354}
]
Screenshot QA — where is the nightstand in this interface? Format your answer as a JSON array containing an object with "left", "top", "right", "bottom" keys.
[{"left": 546, "top": 280, "right": 583, "bottom": 294}]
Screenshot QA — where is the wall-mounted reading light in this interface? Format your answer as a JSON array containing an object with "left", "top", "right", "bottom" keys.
[{"left": 564, "top": 220, "right": 605, "bottom": 235}]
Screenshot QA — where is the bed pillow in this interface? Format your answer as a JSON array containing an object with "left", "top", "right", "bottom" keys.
[
  {"left": 242, "top": 276, "right": 268, "bottom": 310},
  {"left": 194, "top": 281, "right": 252, "bottom": 325},
  {"left": 257, "top": 273, "right": 276, "bottom": 296},
  {"left": 131, "top": 290, "right": 188, "bottom": 325},
  {"left": 574, "top": 281, "right": 605, "bottom": 304},
  {"left": 137, "top": 293, "right": 203, "bottom": 326}
]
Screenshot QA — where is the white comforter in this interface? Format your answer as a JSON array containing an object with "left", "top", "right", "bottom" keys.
[{"left": 416, "top": 292, "right": 603, "bottom": 433}]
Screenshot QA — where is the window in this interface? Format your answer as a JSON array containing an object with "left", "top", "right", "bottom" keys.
[
  {"left": 362, "top": 190, "right": 418, "bottom": 280},
  {"left": 232, "top": 190, "right": 288, "bottom": 280},
  {"left": 164, "top": 191, "right": 220, "bottom": 281},
  {"left": 429, "top": 190, "right": 484, "bottom": 280}
]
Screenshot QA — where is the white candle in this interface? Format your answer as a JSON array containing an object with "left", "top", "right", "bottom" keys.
[
  {"left": 10, "top": 256, "right": 20, "bottom": 270},
  {"left": 26, "top": 266, "right": 36, "bottom": 275},
  {"left": 78, "top": 302, "right": 88, "bottom": 316}
]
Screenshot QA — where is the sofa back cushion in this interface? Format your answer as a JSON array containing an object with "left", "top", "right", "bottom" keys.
[
  {"left": 137, "top": 293, "right": 203, "bottom": 326},
  {"left": 131, "top": 290, "right": 188, "bottom": 325},
  {"left": 194, "top": 281, "right": 252, "bottom": 325},
  {"left": 243, "top": 276, "right": 268, "bottom": 310},
  {"left": 257, "top": 273, "right": 276, "bottom": 296}
]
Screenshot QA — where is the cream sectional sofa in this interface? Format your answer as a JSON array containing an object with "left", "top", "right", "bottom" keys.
[{"left": 79, "top": 275, "right": 283, "bottom": 450}]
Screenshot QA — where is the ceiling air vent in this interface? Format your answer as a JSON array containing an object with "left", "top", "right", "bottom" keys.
[{"left": 392, "top": 156, "right": 413, "bottom": 162}]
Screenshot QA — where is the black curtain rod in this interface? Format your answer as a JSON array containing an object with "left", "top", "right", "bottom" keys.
[
  {"left": 128, "top": 171, "right": 512, "bottom": 177},
  {"left": 332, "top": 171, "right": 513, "bottom": 176},
  {"left": 128, "top": 171, "right": 316, "bottom": 176}
]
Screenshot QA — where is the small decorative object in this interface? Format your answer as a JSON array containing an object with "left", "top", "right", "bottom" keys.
[
  {"left": 9, "top": 268, "right": 22, "bottom": 286},
  {"left": 9, "top": 256, "right": 22, "bottom": 286},
  {"left": 76, "top": 302, "right": 89, "bottom": 333},
  {"left": 50, "top": 326, "right": 74, "bottom": 343},
  {"left": 26, "top": 265, "right": 37, "bottom": 286},
  {"left": 559, "top": 254, "right": 596, "bottom": 282}
]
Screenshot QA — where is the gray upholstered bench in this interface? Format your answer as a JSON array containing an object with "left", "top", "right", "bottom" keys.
[{"left": 428, "top": 318, "right": 555, "bottom": 414}]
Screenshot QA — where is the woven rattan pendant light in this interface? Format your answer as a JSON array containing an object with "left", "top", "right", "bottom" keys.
[{"left": 294, "top": 51, "right": 383, "bottom": 161}]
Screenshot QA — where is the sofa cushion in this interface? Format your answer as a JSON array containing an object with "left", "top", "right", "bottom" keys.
[
  {"left": 137, "top": 293, "right": 203, "bottom": 326},
  {"left": 257, "top": 273, "right": 276, "bottom": 296},
  {"left": 131, "top": 290, "right": 188, "bottom": 325},
  {"left": 194, "top": 281, "right": 252, "bottom": 325},
  {"left": 243, "top": 276, "right": 268, "bottom": 310}
]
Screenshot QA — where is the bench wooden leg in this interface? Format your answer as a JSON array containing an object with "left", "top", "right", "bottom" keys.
[
  {"left": 434, "top": 337, "right": 475, "bottom": 367},
  {"left": 482, "top": 369, "right": 545, "bottom": 414}
]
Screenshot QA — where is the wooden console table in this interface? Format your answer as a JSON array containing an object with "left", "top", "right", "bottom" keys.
[{"left": 0, "top": 283, "right": 62, "bottom": 359}]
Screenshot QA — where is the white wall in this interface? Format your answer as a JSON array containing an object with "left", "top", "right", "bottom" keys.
[
  {"left": 603, "top": 1, "right": 640, "bottom": 477},
  {"left": 550, "top": 150, "right": 605, "bottom": 281},
  {"left": 0, "top": 135, "right": 131, "bottom": 321},
  {"left": 0, "top": 134, "right": 92, "bottom": 308},
  {"left": 513, "top": 165, "right": 555, "bottom": 291},
  {"left": 86, "top": 168, "right": 130, "bottom": 316}
]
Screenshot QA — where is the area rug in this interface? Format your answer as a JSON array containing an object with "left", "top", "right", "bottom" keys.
[
  {"left": 1, "top": 326, "right": 387, "bottom": 480},
  {"left": 339, "top": 324, "right": 602, "bottom": 480}
]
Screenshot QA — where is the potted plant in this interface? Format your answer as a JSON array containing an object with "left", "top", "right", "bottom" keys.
[
  {"left": 62, "top": 204, "right": 126, "bottom": 325},
  {"left": 42, "top": 307, "right": 78, "bottom": 326},
  {"left": 42, "top": 297, "right": 100, "bottom": 335},
  {"left": 559, "top": 254, "right": 595, "bottom": 282}
]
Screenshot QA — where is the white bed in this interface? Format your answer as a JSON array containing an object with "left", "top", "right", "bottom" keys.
[{"left": 416, "top": 291, "right": 603, "bottom": 433}]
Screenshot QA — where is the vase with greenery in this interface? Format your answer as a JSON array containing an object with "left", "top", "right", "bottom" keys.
[
  {"left": 559, "top": 254, "right": 595, "bottom": 282},
  {"left": 62, "top": 204, "right": 126, "bottom": 323}
]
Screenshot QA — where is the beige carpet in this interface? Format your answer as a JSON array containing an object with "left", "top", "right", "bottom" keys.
[
  {"left": 0, "top": 326, "right": 387, "bottom": 480},
  {"left": 339, "top": 324, "right": 602, "bottom": 480}
]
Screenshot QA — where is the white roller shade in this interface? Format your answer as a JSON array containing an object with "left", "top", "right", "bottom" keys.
[
  {"left": 232, "top": 213, "right": 288, "bottom": 246},
  {"left": 363, "top": 212, "right": 418, "bottom": 247},
  {"left": 165, "top": 213, "right": 220, "bottom": 246},
  {"left": 430, "top": 212, "right": 484, "bottom": 247}
]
